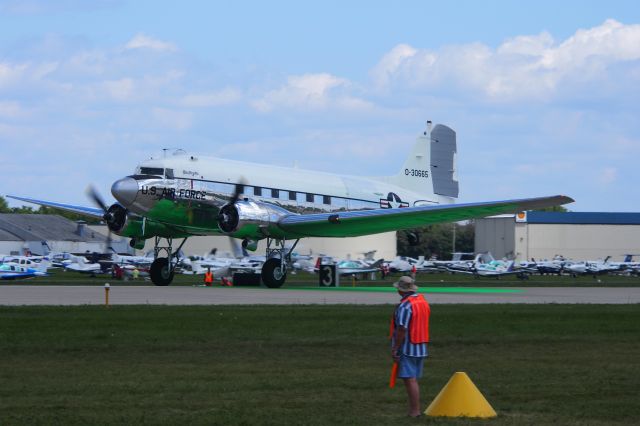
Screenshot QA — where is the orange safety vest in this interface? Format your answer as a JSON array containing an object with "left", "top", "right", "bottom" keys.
[
  {"left": 204, "top": 271, "right": 213, "bottom": 283},
  {"left": 389, "top": 293, "right": 430, "bottom": 344}
]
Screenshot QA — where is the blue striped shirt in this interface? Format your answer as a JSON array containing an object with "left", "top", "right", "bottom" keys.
[{"left": 392, "top": 293, "right": 429, "bottom": 357}]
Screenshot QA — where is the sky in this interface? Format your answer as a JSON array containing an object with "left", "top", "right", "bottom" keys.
[{"left": 1, "top": 0, "right": 639, "bottom": 212}]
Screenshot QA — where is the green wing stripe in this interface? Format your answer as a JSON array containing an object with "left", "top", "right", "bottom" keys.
[{"left": 278, "top": 195, "right": 573, "bottom": 238}]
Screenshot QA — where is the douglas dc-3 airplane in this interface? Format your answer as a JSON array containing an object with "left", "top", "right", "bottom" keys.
[{"left": 8, "top": 122, "right": 573, "bottom": 287}]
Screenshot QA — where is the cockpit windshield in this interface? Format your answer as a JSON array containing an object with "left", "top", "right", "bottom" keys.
[
  {"left": 139, "top": 167, "right": 164, "bottom": 176},
  {"left": 136, "top": 167, "right": 175, "bottom": 178}
]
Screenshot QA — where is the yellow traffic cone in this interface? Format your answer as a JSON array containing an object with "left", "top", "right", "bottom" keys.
[{"left": 425, "top": 372, "right": 497, "bottom": 418}]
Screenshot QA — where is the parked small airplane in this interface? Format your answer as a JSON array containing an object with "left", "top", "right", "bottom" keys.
[
  {"left": 336, "top": 259, "right": 384, "bottom": 276},
  {"left": 565, "top": 256, "right": 623, "bottom": 277},
  {"left": 528, "top": 255, "right": 570, "bottom": 275},
  {"left": 449, "top": 258, "right": 522, "bottom": 278},
  {"left": 8, "top": 122, "right": 572, "bottom": 287},
  {"left": 0, "top": 263, "right": 48, "bottom": 280},
  {"left": 1, "top": 256, "right": 51, "bottom": 273},
  {"left": 609, "top": 254, "right": 640, "bottom": 275},
  {"left": 109, "top": 250, "right": 154, "bottom": 267},
  {"left": 386, "top": 256, "right": 438, "bottom": 273},
  {"left": 430, "top": 252, "right": 475, "bottom": 271},
  {"left": 63, "top": 255, "right": 104, "bottom": 275}
]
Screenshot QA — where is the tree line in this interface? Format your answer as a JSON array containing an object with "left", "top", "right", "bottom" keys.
[{"left": 397, "top": 222, "right": 475, "bottom": 260}]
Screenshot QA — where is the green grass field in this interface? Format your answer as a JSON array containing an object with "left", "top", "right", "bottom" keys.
[
  {"left": 10, "top": 268, "right": 640, "bottom": 287},
  {"left": 1, "top": 305, "right": 639, "bottom": 425}
]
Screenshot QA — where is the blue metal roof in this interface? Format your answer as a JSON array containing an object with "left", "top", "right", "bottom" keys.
[{"left": 526, "top": 211, "right": 640, "bottom": 225}]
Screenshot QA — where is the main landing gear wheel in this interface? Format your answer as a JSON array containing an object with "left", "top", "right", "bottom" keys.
[
  {"left": 261, "top": 258, "right": 286, "bottom": 288},
  {"left": 150, "top": 258, "right": 174, "bottom": 286}
]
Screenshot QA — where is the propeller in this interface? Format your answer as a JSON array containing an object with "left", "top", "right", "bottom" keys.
[
  {"left": 229, "top": 178, "right": 247, "bottom": 205},
  {"left": 87, "top": 185, "right": 112, "bottom": 222},
  {"left": 86, "top": 185, "right": 114, "bottom": 256},
  {"left": 218, "top": 178, "right": 247, "bottom": 234}
]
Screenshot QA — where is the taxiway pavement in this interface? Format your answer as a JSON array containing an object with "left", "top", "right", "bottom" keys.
[{"left": 1, "top": 286, "right": 639, "bottom": 305}]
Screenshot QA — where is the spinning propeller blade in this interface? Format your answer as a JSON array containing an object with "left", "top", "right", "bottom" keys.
[{"left": 86, "top": 185, "right": 113, "bottom": 256}]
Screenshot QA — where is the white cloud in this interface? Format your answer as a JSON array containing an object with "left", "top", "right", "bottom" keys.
[
  {"left": 152, "top": 107, "right": 193, "bottom": 130},
  {"left": 125, "top": 33, "right": 177, "bottom": 52},
  {"left": 372, "top": 19, "right": 640, "bottom": 102},
  {"left": 0, "top": 101, "right": 28, "bottom": 118},
  {"left": 370, "top": 44, "right": 419, "bottom": 88},
  {"left": 251, "top": 73, "right": 372, "bottom": 112},
  {"left": 180, "top": 88, "right": 242, "bottom": 108},
  {"left": 0, "top": 62, "right": 28, "bottom": 88},
  {"left": 103, "top": 78, "right": 135, "bottom": 101}
]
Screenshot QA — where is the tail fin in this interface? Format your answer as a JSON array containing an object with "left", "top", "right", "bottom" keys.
[
  {"left": 41, "top": 241, "right": 51, "bottom": 255},
  {"left": 388, "top": 123, "right": 459, "bottom": 198}
]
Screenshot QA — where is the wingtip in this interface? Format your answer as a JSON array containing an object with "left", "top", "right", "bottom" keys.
[{"left": 558, "top": 195, "right": 575, "bottom": 204}]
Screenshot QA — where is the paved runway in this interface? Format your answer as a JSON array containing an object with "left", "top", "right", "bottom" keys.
[{"left": 1, "top": 285, "right": 640, "bottom": 305}]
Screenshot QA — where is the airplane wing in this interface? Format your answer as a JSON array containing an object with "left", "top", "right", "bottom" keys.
[
  {"left": 6, "top": 195, "right": 104, "bottom": 219},
  {"left": 278, "top": 195, "right": 573, "bottom": 238}
]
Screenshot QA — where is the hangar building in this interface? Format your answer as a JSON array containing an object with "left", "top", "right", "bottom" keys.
[
  {"left": 0, "top": 214, "right": 129, "bottom": 256},
  {"left": 475, "top": 211, "right": 640, "bottom": 262}
]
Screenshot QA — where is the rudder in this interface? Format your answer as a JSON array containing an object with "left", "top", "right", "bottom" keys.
[{"left": 430, "top": 124, "right": 459, "bottom": 198}]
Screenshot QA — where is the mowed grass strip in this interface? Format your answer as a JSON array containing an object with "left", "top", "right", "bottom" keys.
[{"left": 0, "top": 305, "right": 639, "bottom": 425}]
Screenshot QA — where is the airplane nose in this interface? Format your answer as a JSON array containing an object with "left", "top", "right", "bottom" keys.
[{"left": 111, "top": 177, "right": 138, "bottom": 207}]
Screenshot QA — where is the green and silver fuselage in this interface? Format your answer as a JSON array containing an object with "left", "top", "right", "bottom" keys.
[{"left": 111, "top": 154, "right": 452, "bottom": 241}]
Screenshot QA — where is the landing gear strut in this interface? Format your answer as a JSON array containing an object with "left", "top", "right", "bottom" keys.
[
  {"left": 261, "top": 238, "right": 298, "bottom": 288},
  {"left": 149, "top": 237, "right": 187, "bottom": 286}
]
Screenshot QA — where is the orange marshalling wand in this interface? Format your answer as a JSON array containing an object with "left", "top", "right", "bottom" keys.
[{"left": 389, "top": 362, "right": 398, "bottom": 388}]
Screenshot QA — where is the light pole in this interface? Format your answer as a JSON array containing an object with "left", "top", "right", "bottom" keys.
[{"left": 452, "top": 222, "right": 456, "bottom": 255}]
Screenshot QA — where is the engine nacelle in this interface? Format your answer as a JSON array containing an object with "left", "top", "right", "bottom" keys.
[
  {"left": 105, "top": 203, "right": 128, "bottom": 233},
  {"left": 129, "top": 238, "right": 146, "bottom": 250},
  {"left": 242, "top": 239, "right": 259, "bottom": 252},
  {"left": 217, "top": 200, "right": 289, "bottom": 239}
]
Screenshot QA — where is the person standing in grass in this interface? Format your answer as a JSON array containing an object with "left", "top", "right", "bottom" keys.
[
  {"left": 204, "top": 267, "right": 213, "bottom": 286},
  {"left": 390, "top": 276, "right": 431, "bottom": 418}
]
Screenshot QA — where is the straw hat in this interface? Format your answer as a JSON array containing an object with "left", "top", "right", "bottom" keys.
[{"left": 393, "top": 276, "right": 418, "bottom": 292}]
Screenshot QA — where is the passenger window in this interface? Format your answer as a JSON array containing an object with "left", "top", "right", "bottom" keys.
[
  {"left": 271, "top": 189, "right": 279, "bottom": 198},
  {"left": 323, "top": 195, "right": 331, "bottom": 205},
  {"left": 289, "top": 191, "right": 296, "bottom": 201},
  {"left": 254, "top": 187, "right": 262, "bottom": 196},
  {"left": 306, "top": 193, "right": 314, "bottom": 203}
]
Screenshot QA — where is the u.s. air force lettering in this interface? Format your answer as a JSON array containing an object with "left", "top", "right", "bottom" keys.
[
  {"left": 141, "top": 186, "right": 206, "bottom": 200},
  {"left": 178, "top": 189, "right": 206, "bottom": 200}
]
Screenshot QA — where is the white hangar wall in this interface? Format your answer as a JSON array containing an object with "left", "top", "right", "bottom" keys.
[
  {"left": 515, "top": 223, "right": 640, "bottom": 261},
  {"left": 476, "top": 212, "right": 640, "bottom": 262},
  {"left": 474, "top": 216, "right": 516, "bottom": 259}
]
